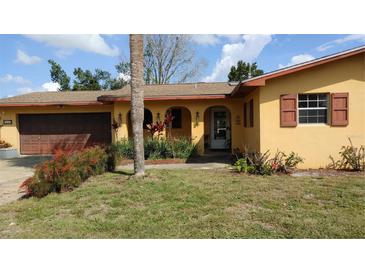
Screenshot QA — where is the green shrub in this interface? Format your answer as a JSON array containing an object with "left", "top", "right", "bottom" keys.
[
  {"left": 114, "top": 139, "right": 134, "bottom": 159},
  {"left": 270, "top": 151, "right": 304, "bottom": 173},
  {"left": 113, "top": 137, "right": 196, "bottom": 160},
  {"left": 328, "top": 138, "right": 365, "bottom": 171},
  {"left": 105, "top": 144, "right": 118, "bottom": 172},
  {"left": 234, "top": 148, "right": 303, "bottom": 175},
  {"left": 169, "top": 137, "right": 196, "bottom": 159},
  {"left": 144, "top": 137, "right": 173, "bottom": 159},
  {"left": 20, "top": 146, "right": 108, "bottom": 198}
]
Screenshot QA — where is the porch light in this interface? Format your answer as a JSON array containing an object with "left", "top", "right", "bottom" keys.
[{"left": 156, "top": 112, "right": 161, "bottom": 121}]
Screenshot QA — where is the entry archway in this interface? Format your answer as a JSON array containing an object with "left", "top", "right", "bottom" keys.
[
  {"left": 164, "top": 106, "right": 192, "bottom": 139},
  {"left": 203, "top": 106, "right": 231, "bottom": 150}
]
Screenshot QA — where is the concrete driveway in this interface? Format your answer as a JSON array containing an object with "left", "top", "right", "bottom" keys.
[{"left": 0, "top": 156, "right": 49, "bottom": 206}]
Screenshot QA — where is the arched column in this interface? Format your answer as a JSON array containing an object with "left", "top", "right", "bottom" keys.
[
  {"left": 189, "top": 106, "right": 205, "bottom": 155},
  {"left": 113, "top": 103, "right": 129, "bottom": 141}
]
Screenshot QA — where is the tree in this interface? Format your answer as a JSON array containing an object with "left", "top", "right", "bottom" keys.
[
  {"left": 144, "top": 35, "right": 205, "bottom": 84},
  {"left": 48, "top": 60, "right": 71, "bottom": 91},
  {"left": 228, "top": 61, "right": 264, "bottom": 82},
  {"left": 129, "top": 34, "right": 145, "bottom": 176},
  {"left": 72, "top": 68, "right": 111, "bottom": 91}
]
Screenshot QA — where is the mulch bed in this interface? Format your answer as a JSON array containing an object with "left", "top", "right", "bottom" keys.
[
  {"left": 118, "top": 158, "right": 187, "bottom": 165},
  {"left": 291, "top": 168, "right": 365, "bottom": 177}
]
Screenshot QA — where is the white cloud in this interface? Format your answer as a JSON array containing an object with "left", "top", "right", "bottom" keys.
[
  {"left": 191, "top": 34, "right": 243, "bottom": 46},
  {"left": 15, "top": 50, "right": 42, "bottom": 65},
  {"left": 17, "top": 87, "right": 34, "bottom": 94},
  {"left": 117, "top": 73, "right": 131, "bottom": 82},
  {"left": 25, "top": 34, "right": 120, "bottom": 57},
  {"left": 0, "top": 74, "right": 31, "bottom": 85},
  {"left": 15, "top": 82, "right": 60, "bottom": 95},
  {"left": 202, "top": 34, "right": 272, "bottom": 82},
  {"left": 191, "top": 35, "right": 221, "bottom": 45},
  {"left": 41, "top": 82, "right": 60, "bottom": 91},
  {"left": 278, "top": 54, "right": 315, "bottom": 69},
  {"left": 317, "top": 34, "right": 365, "bottom": 52}
]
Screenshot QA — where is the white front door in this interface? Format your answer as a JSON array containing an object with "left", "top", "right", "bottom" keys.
[{"left": 210, "top": 108, "right": 230, "bottom": 149}]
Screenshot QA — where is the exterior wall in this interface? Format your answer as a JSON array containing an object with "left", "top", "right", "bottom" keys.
[
  {"left": 259, "top": 53, "right": 365, "bottom": 168},
  {"left": 114, "top": 98, "right": 245, "bottom": 154},
  {"left": 241, "top": 89, "right": 260, "bottom": 151},
  {"left": 0, "top": 104, "right": 114, "bottom": 153}
]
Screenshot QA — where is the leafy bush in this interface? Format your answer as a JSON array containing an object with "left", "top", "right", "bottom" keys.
[
  {"left": 20, "top": 146, "right": 108, "bottom": 198},
  {"left": 328, "top": 138, "right": 365, "bottom": 171},
  {"left": 0, "top": 140, "right": 12, "bottom": 149},
  {"left": 113, "top": 137, "right": 196, "bottom": 160},
  {"left": 269, "top": 151, "right": 304, "bottom": 173},
  {"left": 144, "top": 138, "right": 173, "bottom": 159},
  {"left": 234, "top": 158, "right": 254, "bottom": 173},
  {"left": 114, "top": 139, "right": 134, "bottom": 159},
  {"left": 234, "top": 148, "right": 303, "bottom": 175},
  {"left": 169, "top": 137, "right": 196, "bottom": 159}
]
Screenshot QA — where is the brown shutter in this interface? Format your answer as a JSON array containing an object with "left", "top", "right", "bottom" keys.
[
  {"left": 280, "top": 94, "right": 297, "bottom": 127},
  {"left": 249, "top": 99, "right": 254, "bottom": 127},
  {"left": 331, "top": 93, "right": 349, "bottom": 126},
  {"left": 243, "top": 102, "right": 247, "bottom": 127}
]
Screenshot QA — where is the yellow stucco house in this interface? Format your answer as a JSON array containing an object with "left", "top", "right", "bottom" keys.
[{"left": 0, "top": 46, "right": 364, "bottom": 168}]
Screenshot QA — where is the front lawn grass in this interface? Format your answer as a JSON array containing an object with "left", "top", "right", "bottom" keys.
[{"left": 0, "top": 169, "right": 364, "bottom": 238}]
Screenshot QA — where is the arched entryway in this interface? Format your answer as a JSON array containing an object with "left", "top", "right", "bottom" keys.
[
  {"left": 164, "top": 106, "right": 192, "bottom": 139},
  {"left": 203, "top": 106, "right": 231, "bottom": 150},
  {"left": 127, "top": 108, "right": 153, "bottom": 138}
]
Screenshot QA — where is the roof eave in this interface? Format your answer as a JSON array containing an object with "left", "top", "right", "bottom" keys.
[{"left": 232, "top": 45, "right": 365, "bottom": 96}]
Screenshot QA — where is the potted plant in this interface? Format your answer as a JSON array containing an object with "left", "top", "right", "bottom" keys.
[{"left": 0, "top": 140, "right": 19, "bottom": 159}]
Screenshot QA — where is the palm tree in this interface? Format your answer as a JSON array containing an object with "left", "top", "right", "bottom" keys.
[{"left": 129, "top": 34, "right": 145, "bottom": 176}]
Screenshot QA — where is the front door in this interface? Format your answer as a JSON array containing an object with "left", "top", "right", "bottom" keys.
[{"left": 210, "top": 108, "right": 230, "bottom": 149}]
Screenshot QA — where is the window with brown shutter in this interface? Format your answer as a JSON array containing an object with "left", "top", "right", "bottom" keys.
[
  {"left": 331, "top": 93, "right": 349, "bottom": 126},
  {"left": 249, "top": 99, "right": 254, "bottom": 127},
  {"left": 280, "top": 94, "right": 297, "bottom": 127},
  {"left": 243, "top": 102, "right": 247, "bottom": 127}
]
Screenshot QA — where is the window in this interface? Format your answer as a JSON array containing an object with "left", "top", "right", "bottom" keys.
[
  {"left": 298, "top": 94, "right": 328, "bottom": 124},
  {"left": 143, "top": 109, "right": 153, "bottom": 129},
  {"left": 171, "top": 108, "right": 182, "bottom": 128}
]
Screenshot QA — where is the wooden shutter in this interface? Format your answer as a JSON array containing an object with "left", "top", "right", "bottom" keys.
[
  {"left": 243, "top": 102, "right": 247, "bottom": 127},
  {"left": 249, "top": 99, "right": 254, "bottom": 127},
  {"left": 331, "top": 93, "right": 349, "bottom": 126},
  {"left": 280, "top": 94, "right": 297, "bottom": 127}
]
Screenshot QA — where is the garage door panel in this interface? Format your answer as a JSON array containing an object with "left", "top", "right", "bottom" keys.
[{"left": 19, "top": 113, "right": 111, "bottom": 155}]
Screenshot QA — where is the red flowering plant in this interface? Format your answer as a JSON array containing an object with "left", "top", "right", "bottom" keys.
[
  {"left": 146, "top": 111, "right": 175, "bottom": 139},
  {"left": 19, "top": 146, "right": 108, "bottom": 198}
]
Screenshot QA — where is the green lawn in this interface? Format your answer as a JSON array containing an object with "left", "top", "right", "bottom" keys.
[{"left": 0, "top": 169, "right": 364, "bottom": 238}]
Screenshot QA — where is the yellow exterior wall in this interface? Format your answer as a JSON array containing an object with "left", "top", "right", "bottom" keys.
[
  {"left": 241, "top": 89, "right": 260, "bottom": 151},
  {"left": 0, "top": 105, "right": 114, "bottom": 153},
  {"left": 259, "top": 53, "right": 365, "bottom": 168}
]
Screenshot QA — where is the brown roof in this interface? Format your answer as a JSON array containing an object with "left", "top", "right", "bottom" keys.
[
  {"left": 0, "top": 90, "right": 114, "bottom": 106},
  {"left": 0, "top": 82, "right": 235, "bottom": 106}
]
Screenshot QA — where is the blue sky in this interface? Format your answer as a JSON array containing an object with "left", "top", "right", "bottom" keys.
[{"left": 0, "top": 34, "right": 364, "bottom": 99}]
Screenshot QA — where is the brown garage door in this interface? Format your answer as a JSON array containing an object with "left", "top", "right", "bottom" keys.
[{"left": 19, "top": 113, "right": 112, "bottom": 155}]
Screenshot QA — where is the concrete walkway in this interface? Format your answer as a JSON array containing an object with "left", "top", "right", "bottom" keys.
[{"left": 0, "top": 156, "right": 50, "bottom": 206}]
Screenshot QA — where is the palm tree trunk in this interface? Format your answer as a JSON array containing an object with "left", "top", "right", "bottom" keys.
[{"left": 130, "top": 34, "right": 145, "bottom": 176}]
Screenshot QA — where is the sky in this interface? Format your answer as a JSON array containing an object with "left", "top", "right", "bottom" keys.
[{"left": 0, "top": 34, "right": 364, "bottom": 99}]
